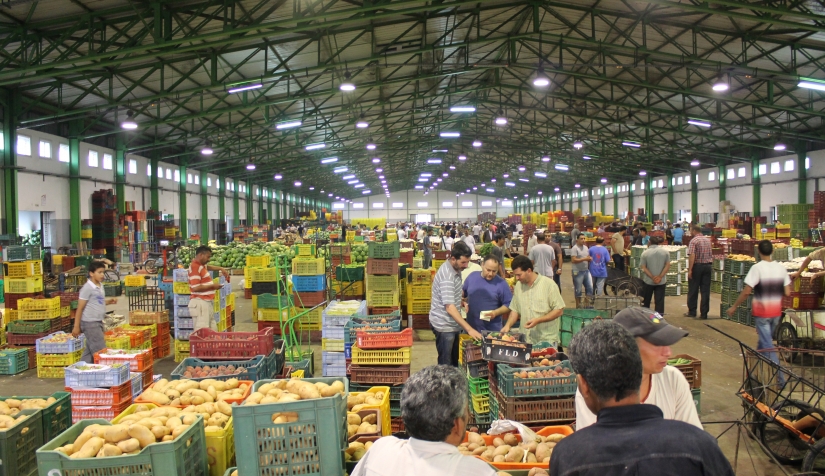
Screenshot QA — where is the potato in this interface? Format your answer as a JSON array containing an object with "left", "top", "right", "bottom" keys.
[
  {"left": 505, "top": 447, "right": 525, "bottom": 463},
  {"left": 320, "top": 385, "right": 342, "bottom": 398},
  {"left": 492, "top": 437, "right": 505, "bottom": 447},
  {"left": 493, "top": 445, "right": 511, "bottom": 456},
  {"left": 128, "top": 424, "right": 156, "bottom": 448},
  {"left": 71, "top": 430, "right": 95, "bottom": 452},
  {"left": 102, "top": 444, "right": 123, "bottom": 457},
  {"left": 4, "top": 399, "right": 20, "bottom": 408},
  {"left": 117, "top": 438, "right": 140, "bottom": 453},
  {"left": 503, "top": 434, "right": 519, "bottom": 446},
  {"left": 182, "top": 414, "right": 198, "bottom": 426},
  {"left": 467, "top": 442, "right": 479, "bottom": 451},
  {"left": 535, "top": 443, "right": 551, "bottom": 462},
  {"left": 526, "top": 452, "right": 537, "bottom": 463},
  {"left": 103, "top": 424, "right": 129, "bottom": 444},
  {"left": 522, "top": 440, "right": 537, "bottom": 453},
  {"left": 467, "top": 431, "right": 485, "bottom": 446},
  {"left": 472, "top": 446, "right": 487, "bottom": 456},
  {"left": 528, "top": 469, "right": 550, "bottom": 476},
  {"left": 225, "top": 378, "right": 239, "bottom": 390},
  {"left": 57, "top": 444, "right": 75, "bottom": 456},
  {"left": 498, "top": 472, "right": 514, "bottom": 476},
  {"left": 151, "top": 425, "right": 171, "bottom": 439},
  {"left": 493, "top": 455, "right": 505, "bottom": 462},
  {"left": 216, "top": 401, "right": 233, "bottom": 416},
  {"left": 546, "top": 433, "right": 565, "bottom": 443},
  {"left": 171, "top": 424, "right": 190, "bottom": 438},
  {"left": 347, "top": 414, "right": 361, "bottom": 426},
  {"left": 330, "top": 381, "right": 345, "bottom": 394},
  {"left": 70, "top": 436, "right": 105, "bottom": 459},
  {"left": 480, "top": 449, "right": 494, "bottom": 461},
  {"left": 286, "top": 380, "right": 321, "bottom": 400},
  {"left": 140, "top": 389, "right": 170, "bottom": 406}
]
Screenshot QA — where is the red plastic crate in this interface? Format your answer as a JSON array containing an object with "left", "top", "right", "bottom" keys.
[
  {"left": 369, "top": 306, "right": 399, "bottom": 316},
  {"left": 399, "top": 250, "right": 414, "bottom": 266},
  {"left": 293, "top": 291, "right": 326, "bottom": 307},
  {"left": 153, "top": 343, "right": 170, "bottom": 360},
  {"left": 349, "top": 364, "right": 410, "bottom": 384},
  {"left": 366, "top": 258, "right": 399, "bottom": 276},
  {"left": 156, "top": 320, "right": 171, "bottom": 337},
  {"left": 141, "top": 365, "right": 154, "bottom": 389},
  {"left": 189, "top": 328, "right": 275, "bottom": 360},
  {"left": 356, "top": 328, "right": 413, "bottom": 349},
  {"left": 49, "top": 291, "right": 79, "bottom": 308},
  {"left": 94, "top": 348, "right": 154, "bottom": 372},
  {"left": 67, "top": 380, "right": 132, "bottom": 406},
  {"left": 4, "top": 292, "right": 43, "bottom": 310},
  {"left": 244, "top": 288, "right": 252, "bottom": 299},
  {"left": 71, "top": 400, "right": 132, "bottom": 423},
  {"left": 782, "top": 292, "right": 823, "bottom": 310},
  {"left": 410, "top": 314, "right": 430, "bottom": 330},
  {"left": 6, "top": 331, "right": 48, "bottom": 346},
  {"left": 331, "top": 255, "right": 352, "bottom": 267}
]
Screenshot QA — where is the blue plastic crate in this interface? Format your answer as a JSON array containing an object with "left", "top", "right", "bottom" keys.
[
  {"left": 158, "top": 280, "right": 173, "bottom": 293},
  {"left": 64, "top": 362, "right": 130, "bottom": 388},
  {"left": 174, "top": 306, "right": 192, "bottom": 318},
  {"left": 323, "top": 363, "right": 347, "bottom": 377},
  {"left": 130, "top": 372, "right": 144, "bottom": 400},
  {"left": 175, "top": 316, "right": 194, "bottom": 329},
  {"left": 292, "top": 275, "right": 327, "bottom": 292},
  {"left": 176, "top": 328, "right": 193, "bottom": 340},
  {"left": 322, "top": 351, "right": 346, "bottom": 367},
  {"left": 174, "top": 294, "right": 191, "bottom": 306},
  {"left": 322, "top": 326, "right": 345, "bottom": 340},
  {"left": 322, "top": 300, "right": 368, "bottom": 326},
  {"left": 344, "top": 343, "right": 352, "bottom": 359},
  {"left": 36, "top": 332, "right": 85, "bottom": 354},
  {"left": 343, "top": 319, "right": 401, "bottom": 344},
  {"left": 173, "top": 269, "right": 190, "bottom": 283}
]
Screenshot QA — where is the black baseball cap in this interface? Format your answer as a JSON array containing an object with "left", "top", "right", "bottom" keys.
[{"left": 613, "top": 307, "right": 688, "bottom": 346}]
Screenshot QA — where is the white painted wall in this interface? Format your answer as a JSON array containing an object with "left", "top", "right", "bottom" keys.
[{"left": 335, "top": 190, "right": 514, "bottom": 222}]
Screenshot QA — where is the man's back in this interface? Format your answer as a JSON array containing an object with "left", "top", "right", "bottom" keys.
[
  {"left": 529, "top": 244, "right": 555, "bottom": 277},
  {"left": 550, "top": 405, "right": 733, "bottom": 476},
  {"left": 610, "top": 233, "right": 624, "bottom": 255}
]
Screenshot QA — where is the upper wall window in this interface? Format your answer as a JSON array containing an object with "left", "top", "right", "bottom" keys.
[
  {"left": 194, "top": 175, "right": 199, "bottom": 185},
  {"left": 758, "top": 164, "right": 767, "bottom": 176},
  {"left": 174, "top": 170, "right": 180, "bottom": 182},
  {"left": 785, "top": 159, "right": 795, "bottom": 172},
  {"left": 128, "top": 159, "right": 137, "bottom": 174},
  {"left": 737, "top": 166, "right": 746, "bottom": 178},
  {"left": 771, "top": 162, "right": 780, "bottom": 174},
  {"left": 708, "top": 171, "right": 715, "bottom": 181},
  {"left": 39, "top": 140, "right": 51, "bottom": 158},
  {"left": 677, "top": 176, "right": 683, "bottom": 185},
  {"left": 165, "top": 168, "right": 172, "bottom": 180},
  {"left": 102, "top": 153, "right": 113, "bottom": 170},
  {"left": 17, "top": 135, "right": 31, "bottom": 156},
  {"left": 147, "top": 164, "right": 152, "bottom": 175},
  {"left": 88, "top": 150, "right": 99, "bottom": 167},
  {"left": 157, "top": 166, "right": 163, "bottom": 178},
  {"left": 59, "top": 144, "right": 70, "bottom": 163}
]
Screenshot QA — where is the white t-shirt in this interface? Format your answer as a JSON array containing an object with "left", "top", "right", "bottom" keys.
[
  {"left": 417, "top": 229, "right": 425, "bottom": 241},
  {"left": 351, "top": 437, "right": 497, "bottom": 476},
  {"left": 398, "top": 229, "right": 407, "bottom": 240},
  {"left": 472, "top": 225, "right": 481, "bottom": 236},
  {"left": 575, "top": 365, "right": 702, "bottom": 430},
  {"left": 443, "top": 237, "right": 454, "bottom": 251},
  {"left": 462, "top": 235, "right": 476, "bottom": 250}
]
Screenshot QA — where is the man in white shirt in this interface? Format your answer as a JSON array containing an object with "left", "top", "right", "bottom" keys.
[
  {"left": 351, "top": 365, "right": 497, "bottom": 476},
  {"left": 417, "top": 226, "right": 426, "bottom": 242},
  {"left": 472, "top": 223, "right": 481, "bottom": 242},
  {"left": 462, "top": 231, "right": 476, "bottom": 252},
  {"left": 397, "top": 227, "right": 407, "bottom": 241},
  {"left": 575, "top": 306, "right": 702, "bottom": 430}
]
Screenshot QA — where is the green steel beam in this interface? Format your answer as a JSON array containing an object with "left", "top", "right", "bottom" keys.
[
  {"left": 752, "top": 153, "right": 762, "bottom": 216},
  {"left": 718, "top": 164, "right": 726, "bottom": 203},
  {"left": 691, "top": 173, "right": 698, "bottom": 223},
  {"left": 200, "top": 170, "right": 208, "bottom": 245},
  {"left": 115, "top": 135, "right": 126, "bottom": 215},
  {"left": 628, "top": 187, "right": 634, "bottom": 219},
  {"left": 258, "top": 188, "right": 264, "bottom": 225},
  {"left": 246, "top": 187, "right": 253, "bottom": 225},
  {"left": 667, "top": 174, "right": 674, "bottom": 222},
  {"left": 179, "top": 164, "right": 187, "bottom": 238},
  {"left": 150, "top": 155, "right": 159, "bottom": 211},
  {"left": 69, "top": 119, "right": 82, "bottom": 243},
  {"left": 218, "top": 175, "right": 225, "bottom": 240},
  {"left": 614, "top": 184, "right": 619, "bottom": 219},
  {"left": 600, "top": 187, "right": 605, "bottom": 215},
  {"left": 232, "top": 182, "right": 239, "bottom": 226},
  {"left": 798, "top": 146, "right": 808, "bottom": 205},
  {"left": 1, "top": 88, "right": 19, "bottom": 236}
]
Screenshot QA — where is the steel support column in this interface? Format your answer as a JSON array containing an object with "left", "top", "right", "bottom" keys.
[
  {"left": 798, "top": 145, "right": 808, "bottom": 204},
  {"left": 218, "top": 176, "right": 225, "bottom": 241},
  {"left": 267, "top": 189, "right": 273, "bottom": 225},
  {"left": 0, "top": 89, "right": 19, "bottom": 236},
  {"left": 115, "top": 135, "right": 126, "bottom": 215},
  {"left": 667, "top": 174, "right": 674, "bottom": 222},
  {"left": 179, "top": 165, "right": 187, "bottom": 238},
  {"left": 150, "top": 155, "right": 159, "bottom": 211},
  {"left": 258, "top": 187, "right": 264, "bottom": 225},
  {"left": 613, "top": 185, "right": 619, "bottom": 218},
  {"left": 274, "top": 190, "right": 281, "bottom": 223},
  {"left": 752, "top": 153, "right": 762, "bottom": 217},
  {"left": 68, "top": 119, "right": 83, "bottom": 243},
  {"left": 200, "top": 171, "right": 208, "bottom": 245},
  {"left": 600, "top": 187, "right": 605, "bottom": 214},
  {"left": 246, "top": 187, "right": 253, "bottom": 225},
  {"left": 718, "top": 164, "right": 726, "bottom": 203},
  {"left": 233, "top": 183, "right": 239, "bottom": 225},
  {"left": 691, "top": 173, "right": 698, "bottom": 223}
]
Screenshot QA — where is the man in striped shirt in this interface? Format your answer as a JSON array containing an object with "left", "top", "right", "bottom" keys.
[
  {"left": 728, "top": 240, "right": 791, "bottom": 370},
  {"left": 685, "top": 226, "right": 713, "bottom": 319},
  {"left": 188, "top": 245, "right": 229, "bottom": 332},
  {"left": 430, "top": 241, "right": 482, "bottom": 366}
]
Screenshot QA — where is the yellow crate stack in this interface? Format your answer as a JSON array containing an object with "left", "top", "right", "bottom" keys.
[{"left": 406, "top": 268, "right": 432, "bottom": 326}]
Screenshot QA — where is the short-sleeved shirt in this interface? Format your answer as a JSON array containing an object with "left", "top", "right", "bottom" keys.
[
  {"left": 189, "top": 261, "right": 215, "bottom": 301},
  {"left": 672, "top": 228, "right": 685, "bottom": 243},
  {"left": 570, "top": 228, "right": 581, "bottom": 243},
  {"left": 462, "top": 235, "right": 476, "bottom": 250},
  {"left": 571, "top": 244, "right": 590, "bottom": 272},
  {"left": 490, "top": 245, "right": 505, "bottom": 269},
  {"left": 744, "top": 261, "right": 791, "bottom": 317},
  {"left": 807, "top": 247, "right": 825, "bottom": 265},
  {"left": 472, "top": 225, "right": 481, "bottom": 236},
  {"left": 462, "top": 272, "right": 513, "bottom": 332},
  {"left": 79, "top": 279, "right": 106, "bottom": 322},
  {"left": 528, "top": 244, "right": 556, "bottom": 277},
  {"left": 610, "top": 232, "right": 624, "bottom": 255},
  {"left": 687, "top": 235, "right": 713, "bottom": 264},
  {"left": 429, "top": 261, "right": 463, "bottom": 332},
  {"left": 443, "top": 237, "right": 453, "bottom": 251},
  {"left": 641, "top": 235, "right": 650, "bottom": 245},
  {"left": 423, "top": 235, "right": 432, "bottom": 258},
  {"left": 588, "top": 246, "right": 612, "bottom": 278},
  {"left": 509, "top": 274, "right": 565, "bottom": 345},
  {"left": 549, "top": 241, "right": 563, "bottom": 270},
  {"left": 640, "top": 245, "right": 671, "bottom": 285}
]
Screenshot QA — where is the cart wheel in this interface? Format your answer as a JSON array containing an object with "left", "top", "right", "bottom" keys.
[
  {"left": 775, "top": 322, "right": 799, "bottom": 362},
  {"left": 761, "top": 400, "right": 822, "bottom": 465},
  {"left": 103, "top": 269, "right": 120, "bottom": 283},
  {"left": 616, "top": 281, "right": 637, "bottom": 297},
  {"left": 802, "top": 437, "right": 825, "bottom": 472},
  {"left": 144, "top": 259, "right": 158, "bottom": 275}
]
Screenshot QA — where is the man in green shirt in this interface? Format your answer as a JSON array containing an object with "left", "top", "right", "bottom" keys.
[{"left": 502, "top": 255, "right": 566, "bottom": 346}]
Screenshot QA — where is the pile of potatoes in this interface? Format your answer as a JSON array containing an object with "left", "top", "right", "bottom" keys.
[
  {"left": 245, "top": 378, "right": 346, "bottom": 406},
  {"left": 139, "top": 378, "right": 249, "bottom": 406},
  {"left": 0, "top": 413, "right": 29, "bottom": 430},
  {"left": 347, "top": 411, "right": 379, "bottom": 439},
  {"left": 0, "top": 397, "right": 58, "bottom": 416},
  {"left": 460, "top": 431, "right": 566, "bottom": 464},
  {"left": 344, "top": 439, "right": 374, "bottom": 462},
  {"left": 347, "top": 391, "right": 386, "bottom": 413}
]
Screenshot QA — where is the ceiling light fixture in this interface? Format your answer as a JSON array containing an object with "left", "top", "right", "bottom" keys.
[
  {"left": 574, "top": 183, "right": 581, "bottom": 188},
  {"left": 554, "top": 164, "right": 569, "bottom": 171},
  {"left": 449, "top": 165, "right": 456, "bottom": 170},
  {"left": 639, "top": 170, "right": 647, "bottom": 176},
  {"left": 486, "top": 188, "right": 495, "bottom": 193},
  {"left": 798, "top": 78, "right": 825, "bottom": 91},
  {"left": 600, "top": 177, "right": 608, "bottom": 183},
  {"left": 201, "top": 143, "right": 214, "bottom": 155},
  {"left": 472, "top": 140, "right": 482, "bottom": 147},
  {"left": 342, "top": 175, "right": 355, "bottom": 180},
  {"left": 427, "top": 158, "right": 442, "bottom": 164},
  {"left": 305, "top": 143, "right": 326, "bottom": 151},
  {"left": 121, "top": 111, "right": 138, "bottom": 130},
  {"left": 333, "top": 167, "right": 348, "bottom": 173},
  {"left": 362, "top": 190, "right": 371, "bottom": 194},
  {"left": 622, "top": 141, "right": 641, "bottom": 148},
  {"left": 227, "top": 82, "right": 263, "bottom": 94},
  {"left": 503, "top": 174, "right": 510, "bottom": 178},
  {"left": 541, "top": 156, "right": 550, "bottom": 162},
  {"left": 582, "top": 156, "right": 592, "bottom": 160},
  {"left": 356, "top": 120, "right": 369, "bottom": 128},
  {"left": 294, "top": 181, "right": 302, "bottom": 186},
  {"left": 275, "top": 120, "right": 302, "bottom": 130},
  {"left": 354, "top": 184, "right": 364, "bottom": 188},
  {"left": 519, "top": 178, "right": 529, "bottom": 182},
  {"left": 458, "top": 155, "right": 467, "bottom": 161},
  {"left": 712, "top": 74, "right": 729, "bottom": 92},
  {"left": 554, "top": 187, "right": 560, "bottom": 192},
  {"left": 518, "top": 166, "right": 526, "bottom": 172},
  {"left": 774, "top": 143, "right": 787, "bottom": 151},
  {"left": 347, "top": 180, "right": 359, "bottom": 184},
  {"left": 687, "top": 119, "right": 712, "bottom": 128},
  {"left": 372, "top": 158, "right": 381, "bottom": 163},
  {"left": 533, "top": 67, "right": 550, "bottom": 87},
  {"left": 309, "top": 186, "right": 315, "bottom": 190},
  {"left": 535, "top": 172, "right": 547, "bottom": 178},
  {"left": 320, "top": 157, "right": 338, "bottom": 164},
  {"left": 505, "top": 182, "right": 516, "bottom": 187},
  {"left": 340, "top": 72, "right": 355, "bottom": 92},
  {"left": 274, "top": 174, "right": 282, "bottom": 180},
  {"left": 495, "top": 115, "right": 508, "bottom": 126},
  {"left": 421, "top": 173, "right": 432, "bottom": 177},
  {"left": 573, "top": 141, "right": 583, "bottom": 150},
  {"left": 690, "top": 159, "right": 701, "bottom": 166},
  {"left": 366, "top": 143, "right": 376, "bottom": 150},
  {"left": 450, "top": 105, "right": 476, "bottom": 113},
  {"left": 440, "top": 132, "right": 460, "bottom": 138},
  {"left": 246, "top": 160, "right": 256, "bottom": 170},
  {"left": 376, "top": 168, "right": 383, "bottom": 172}
]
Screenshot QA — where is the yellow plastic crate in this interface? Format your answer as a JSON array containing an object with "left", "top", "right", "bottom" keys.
[
  {"left": 321, "top": 338, "right": 345, "bottom": 352},
  {"left": 351, "top": 346, "right": 411, "bottom": 366},
  {"left": 217, "top": 318, "right": 228, "bottom": 332},
  {"left": 123, "top": 275, "right": 146, "bottom": 287},
  {"left": 36, "top": 349, "right": 83, "bottom": 367},
  {"left": 4, "top": 275, "right": 44, "bottom": 293},
  {"left": 174, "top": 348, "right": 190, "bottom": 362},
  {"left": 20, "top": 296, "right": 60, "bottom": 312},
  {"left": 294, "top": 307, "right": 323, "bottom": 330},
  {"left": 81, "top": 230, "right": 93, "bottom": 239},
  {"left": 3, "top": 260, "right": 43, "bottom": 278},
  {"left": 247, "top": 267, "right": 278, "bottom": 282},
  {"left": 61, "top": 306, "right": 71, "bottom": 318},
  {"left": 292, "top": 258, "right": 325, "bottom": 276},
  {"left": 331, "top": 280, "right": 364, "bottom": 295},
  {"left": 4, "top": 309, "right": 18, "bottom": 323},
  {"left": 227, "top": 293, "right": 235, "bottom": 307},
  {"left": 406, "top": 299, "right": 431, "bottom": 315},
  {"left": 432, "top": 259, "right": 445, "bottom": 269},
  {"left": 37, "top": 365, "right": 66, "bottom": 378},
  {"left": 257, "top": 308, "right": 292, "bottom": 323},
  {"left": 291, "top": 370, "right": 305, "bottom": 378},
  {"left": 105, "top": 334, "right": 132, "bottom": 350},
  {"left": 406, "top": 284, "right": 431, "bottom": 301},
  {"left": 245, "top": 255, "right": 270, "bottom": 267},
  {"left": 350, "top": 386, "right": 391, "bottom": 436},
  {"left": 173, "top": 282, "right": 191, "bottom": 294},
  {"left": 20, "top": 307, "right": 61, "bottom": 320},
  {"left": 123, "top": 323, "right": 157, "bottom": 338},
  {"left": 366, "top": 290, "right": 399, "bottom": 308},
  {"left": 175, "top": 339, "right": 191, "bottom": 352},
  {"left": 52, "top": 255, "right": 65, "bottom": 265}
]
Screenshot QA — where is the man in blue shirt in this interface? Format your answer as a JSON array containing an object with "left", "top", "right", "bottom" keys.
[
  {"left": 640, "top": 227, "right": 650, "bottom": 246},
  {"left": 672, "top": 224, "right": 685, "bottom": 245},
  {"left": 588, "top": 237, "right": 612, "bottom": 295},
  {"left": 462, "top": 256, "right": 513, "bottom": 332}
]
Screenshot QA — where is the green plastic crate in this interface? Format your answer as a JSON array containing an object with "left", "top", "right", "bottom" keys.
[
  {"left": 0, "top": 348, "right": 29, "bottom": 375},
  {"left": 234, "top": 378, "right": 349, "bottom": 476},
  {"left": 496, "top": 361, "right": 577, "bottom": 398},
  {"left": 36, "top": 416, "right": 208, "bottom": 476},
  {"left": 6, "top": 319, "right": 51, "bottom": 334},
  {"left": 336, "top": 265, "right": 365, "bottom": 282},
  {"left": 692, "top": 388, "right": 701, "bottom": 414},
  {"left": 0, "top": 409, "right": 42, "bottom": 476},
  {"left": 467, "top": 376, "right": 490, "bottom": 396},
  {"left": 1, "top": 391, "right": 71, "bottom": 443},
  {"left": 559, "top": 309, "right": 610, "bottom": 347},
  {"left": 255, "top": 293, "right": 291, "bottom": 309},
  {"left": 367, "top": 241, "right": 401, "bottom": 259}
]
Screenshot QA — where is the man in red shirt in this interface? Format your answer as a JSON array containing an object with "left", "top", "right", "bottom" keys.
[
  {"left": 188, "top": 245, "right": 229, "bottom": 331},
  {"left": 685, "top": 226, "right": 713, "bottom": 319}
]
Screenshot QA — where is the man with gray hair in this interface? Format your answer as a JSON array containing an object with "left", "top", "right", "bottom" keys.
[
  {"left": 551, "top": 321, "right": 732, "bottom": 476},
  {"left": 351, "top": 365, "right": 497, "bottom": 476}
]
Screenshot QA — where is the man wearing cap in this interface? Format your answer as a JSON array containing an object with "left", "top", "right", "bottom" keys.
[{"left": 574, "top": 306, "right": 701, "bottom": 430}]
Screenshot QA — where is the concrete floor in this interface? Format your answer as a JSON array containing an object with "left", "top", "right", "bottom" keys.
[{"left": 0, "top": 275, "right": 794, "bottom": 475}]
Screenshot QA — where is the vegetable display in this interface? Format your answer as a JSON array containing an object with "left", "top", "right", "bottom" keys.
[
  {"left": 244, "top": 378, "right": 346, "bottom": 406},
  {"left": 461, "top": 431, "right": 566, "bottom": 464},
  {"left": 180, "top": 364, "right": 248, "bottom": 379},
  {"left": 345, "top": 440, "right": 373, "bottom": 462},
  {"left": 346, "top": 412, "right": 378, "bottom": 439},
  {"left": 0, "top": 396, "right": 58, "bottom": 415},
  {"left": 346, "top": 391, "right": 386, "bottom": 413},
  {"left": 138, "top": 378, "right": 249, "bottom": 406},
  {"left": 176, "top": 242, "right": 298, "bottom": 269},
  {"left": 513, "top": 365, "right": 572, "bottom": 379},
  {"left": 0, "top": 413, "right": 29, "bottom": 430}
]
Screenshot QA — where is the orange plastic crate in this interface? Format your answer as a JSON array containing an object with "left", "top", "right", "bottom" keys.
[
  {"left": 70, "top": 400, "right": 132, "bottom": 423},
  {"left": 94, "top": 348, "right": 154, "bottom": 372},
  {"left": 356, "top": 328, "right": 413, "bottom": 349},
  {"left": 67, "top": 380, "right": 133, "bottom": 406}
]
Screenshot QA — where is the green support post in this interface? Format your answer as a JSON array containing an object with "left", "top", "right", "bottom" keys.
[
  {"left": 718, "top": 164, "right": 726, "bottom": 203},
  {"left": 752, "top": 153, "right": 761, "bottom": 217},
  {"left": 115, "top": 135, "right": 126, "bottom": 214},
  {"left": 200, "top": 171, "right": 208, "bottom": 245},
  {"left": 179, "top": 164, "right": 187, "bottom": 238},
  {"left": 258, "top": 187, "right": 264, "bottom": 225},
  {"left": 233, "top": 182, "right": 239, "bottom": 225},
  {"left": 600, "top": 186, "right": 605, "bottom": 214},
  {"left": 613, "top": 184, "right": 619, "bottom": 218},
  {"left": 218, "top": 176, "right": 226, "bottom": 241},
  {"left": 691, "top": 173, "right": 698, "bottom": 223},
  {"left": 588, "top": 189, "right": 593, "bottom": 215},
  {"left": 0, "top": 89, "right": 19, "bottom": 236},
  {"left": 647, "top": 179, "right": 654, "bottom": 220},
  {"left": 274, "top": 190, "right": 281, "bottom": 223},
  {"left": 667, "top": 174, "right": 674, "bottom": 223},
  {"left": 150, "top": 155, "right": 159, "bottom": 211},
  {"left": 68, "top": 119, "right": 83, "bottom": 243},
  {"left": 798, "top": 145, "right": 808, "bottom": 204},
  {"left": 578, "top": 191, "right": 583, "bottom": 212},
  {"left": 628, "top": 185, "right": 634, "bottom": 218},
  {"left": 246, "top": 185, "right": 254, "bottom": 225}
]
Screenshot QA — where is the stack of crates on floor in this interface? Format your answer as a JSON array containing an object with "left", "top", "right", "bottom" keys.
[
  {"left": 720, "top": 256, "right": 754, "bottom": 326},
  {"left": 778, "top": 203, "right": 814, "bottom": 239},
  {"left": 628, "top": 246, "right": 644, "bottom": 280},
  {"left": 785, "top": 272, "right": 825, "bottom": 312},
  {"left": 0, "top": 346, "right": 29, "bottom": 376},
  {"left": 247, "top": 254, "right": 276, "bottom": 322},
  {"left": 213, "top": 274, "right": 230, "bottom": 333},
  {"left": 321, "top": 300, "right": 367, "bottom": 377},
  {"left": 669, "top": 354, "right": 703, "bottom": 415},
  {"left": 459, "top": 335, "right": 491, "bottom": 430},
  {"left": 172, "top": 269, "right": 193, "bottom": 362},
  {"left": 406, "top": 268, "right": 433, "bottom": 329},
  {"left": 333, "top": 243, "right": 365, "bottom": 302},
  {"left": 3, "top": 248, "right": 45, "bottom": 336},
  {"left": 128, "top": 307, "right": 170, "bottom": 363},
  {"left": 346, "top": 309, "right": 409, "bottom": 432},
  {"left": 7, "top": 293, "right": 71, "bottom": 363},
  {"left": 91, "top": 189, "right": 120, "bottom": 261},
  {"left": 711, "top": 256, "right": 725, "bottom": 294},
  {"left": 290, "top": 246, "right": 326, "bottom": 333},
  {"left": 365, "top": 242, "right": 400, "bottom": 316},
  {"left": 664, "top": 246, "right": 688, "bottom": 297},
  {"left": 35, "top": 331, "right": 86, "bottom": 379},
  {"left": 592, "top": 295, "right": 642, "bottom": 319}
]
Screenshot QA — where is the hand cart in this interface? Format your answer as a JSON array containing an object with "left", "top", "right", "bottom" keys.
[
  {"left": 776, "top": 309, "right": 825, "bottom": 352},
  {"left": 605, "top": 265, "right": 644, "bottom": 297}
]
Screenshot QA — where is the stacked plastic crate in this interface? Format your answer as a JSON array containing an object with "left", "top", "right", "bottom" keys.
[
  {"left": 711, "top": 255, "right": 725, "bottom": 294},
  {"left": 406, "top": 268, "right": 433, "bottom": 329},
  {"left": 35, "top": 330, "right": 86, "bottom": 378},
  {"left": 7, "top": 290, "right": 71, "bottom": 367},
  {"left": 3, "top": 247, "right": 45, "bottom": 339},
  {"left": 91, "top": 189, "right": 119, "bottom": 262},
  {"left": 321, "top": 300, "right": 366, "bottom": 377},
  {"left": 346, "top": 308, "right": 409, "bottom": 431},
  {"left": 173, "top": 269, "right": 193, "bottom": 362},
  {"left": 291, "top": 248, "right": 326, "bottom": 333},
  {"left": 330, "top": 244, "right": 364, "bottom": 300},
  {"left": 663, "top": 246, "right": 688, "bottom": 297},
  {"left": 459, "top": 335, "right": 491, "bottom": 430},
  {"left": 365, "top": 241, "right": 400, "bottom": 316},
  {"left": 247, "top": 254, "right": 274, "bottom": 322},
  {"left": 720, "top": 257, "right": 754, "bottom": 326}
]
